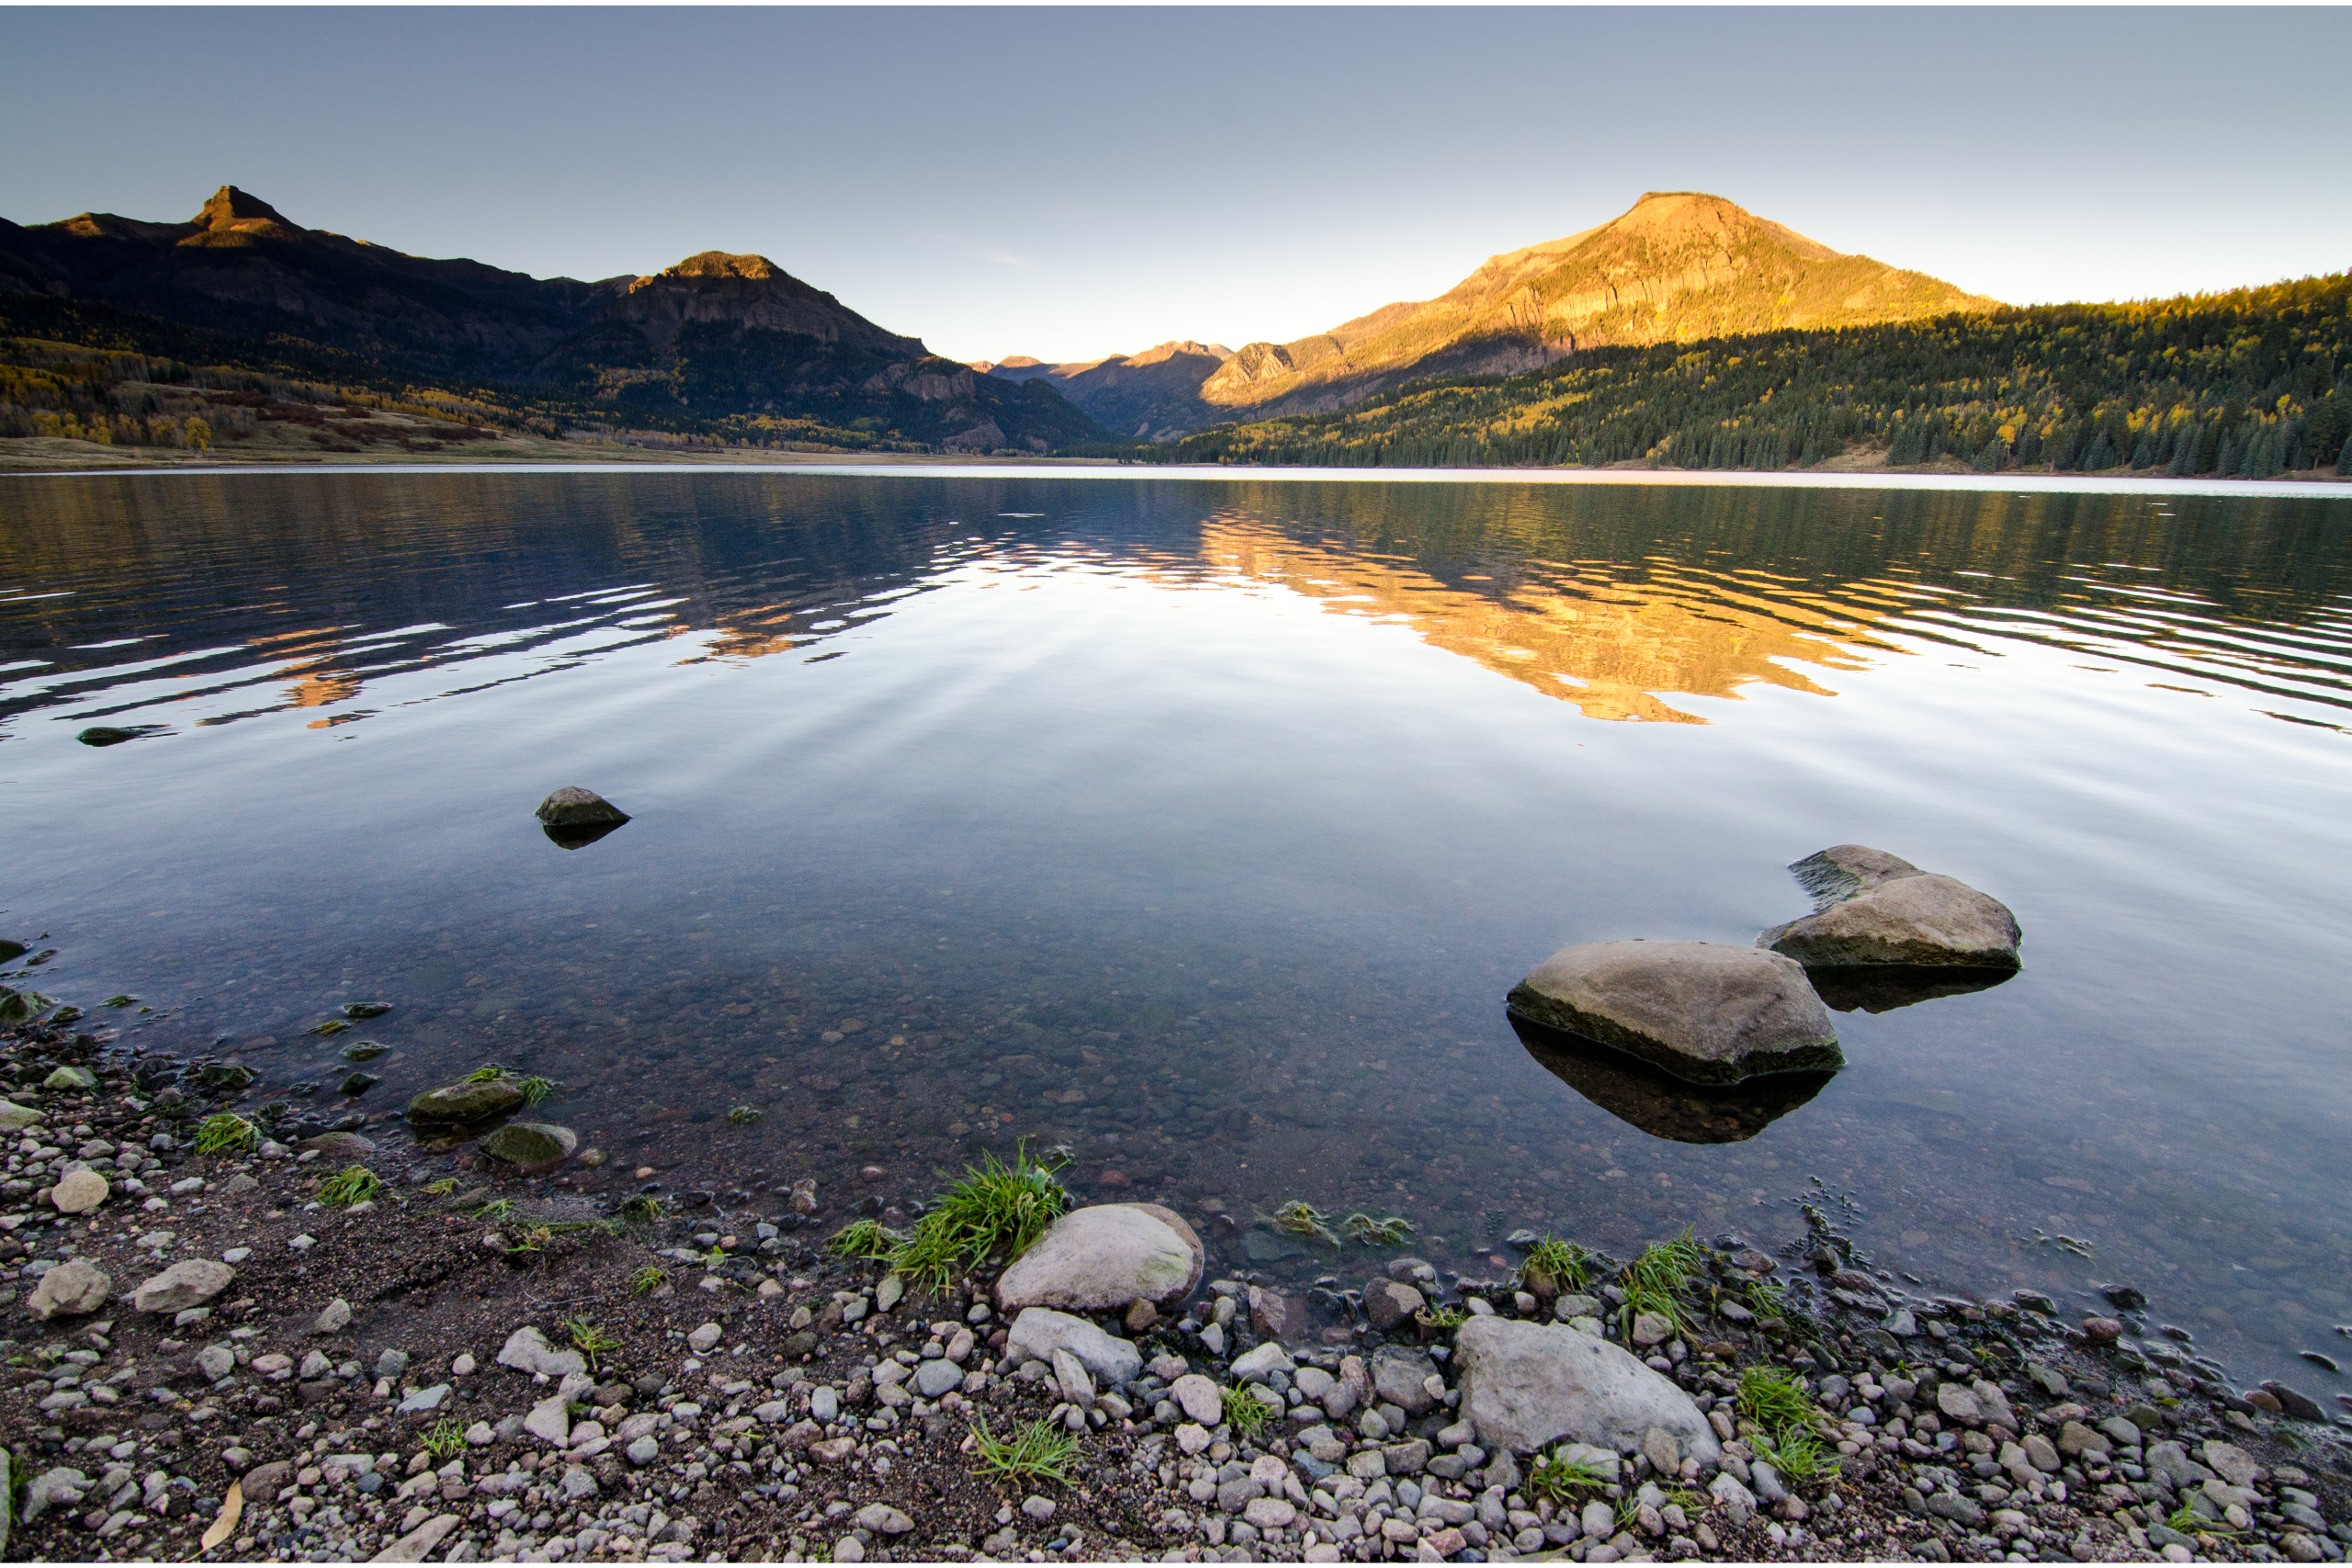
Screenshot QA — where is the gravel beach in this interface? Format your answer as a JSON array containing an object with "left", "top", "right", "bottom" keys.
[{"left": 6, "top": 996, "right": 2351, "bottom": 1565}]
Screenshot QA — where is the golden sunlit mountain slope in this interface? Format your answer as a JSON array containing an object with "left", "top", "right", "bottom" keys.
[
  {"left": 1202, "top": 192, "right": 1996, "bottom": 420},
  {"left": 993, "top": 192, "right": 1995, "bottom": 438}
]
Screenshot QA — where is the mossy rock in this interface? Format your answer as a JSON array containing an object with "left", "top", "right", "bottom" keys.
[
  {"left": 43, "top": 1066, "right": 97, "bottom": 1091},
  {"left": 195, "top": 1063, "right": 256, "bottom": 1092},
  {"left": 406, "top": 1079, "right": 526, "bottom": 1125},
  {"left": 477, "top": 1121, "right": 577, "bottom": 1173}
]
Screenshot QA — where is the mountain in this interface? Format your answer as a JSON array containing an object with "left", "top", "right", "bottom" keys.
[
  {"left": 993, "top": 192, "right": 1995, "bottom": 438},
  {"left": 975, "top": 341, "right": 1233, "bottom": 440},
  {"left": 0, "top": 186, "right": 1104, "bottom": 453},
  {"left": 1156, "top": 272, "right": 2352, "bottom": 480}
]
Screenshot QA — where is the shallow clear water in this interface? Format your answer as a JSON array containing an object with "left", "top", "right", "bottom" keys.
[{"left": 5, "top": 469, "right": 2350, "bottom": 1395}]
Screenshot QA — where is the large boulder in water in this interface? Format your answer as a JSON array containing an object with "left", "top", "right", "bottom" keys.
[
  {"left": 1758, "top": 845, "right": 2020, "bottom": 970},
  {"left": 406, "top": 1078, "right": 526, "bottom": 1125},
  {"left": 1507, "top": 941, "right": 1840, "bottom": 1086},
  {"left": 994, "top": 1203, "right": 1204, "bottom": 1313},
  {"left": 1454, "top": 1316, "right": 1722, "bottom": 1462}
]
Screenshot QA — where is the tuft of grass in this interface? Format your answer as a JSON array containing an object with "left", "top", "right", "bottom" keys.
[
  {"left": 1750, "top": 1426, "right": 1838, "bottom": 1484},
  {"left": 472, "top": 1199, "right": 517, "bottom": 1223},
  {"left": 889, "top": 1142, "right": 1069, "bottom": 1294},
  {"left": 421, "top": 1177, "right": 458, "bottom": 1197},
  {"left": 421, "top": 1416, "right": 469, "bottom": 1461},
  {"left": 1526, "top": 1447, "right": 1613, "bottom": 1505},
  {"left": 317, "top": 1166, "right": 383, "bottom": 1206},
  {"left": 1221, "top": 1384, "right": 1275, "bottom": 1437},
  {"left": 515, "top": 1075, "right": 557, "bottom": 1107},
  {"left": 628, "top": 1266, "right": 668, "bottom": 1297},
  {"left": 2166, "top": 1504, "right": 2239, "bottom": 1538},
  {"left": 1521, "top": 1235, "right": 1595, "bottom": 1295},
  {"left": 726, "top": 1104, "right": 763, "bottom": 1124},
  {"left": 311, "top": 1019, "right": 351, "bottom": 1036},
  {"left": 825, "top": 1219, "right": 904, "bottom": 1262},
  {"left": 616, "top": 1194, "right": 667, "bottom": 1224},
  {"left": 195, "top": 1112, "right": 258, "bottom": 1155},
  {"left": 463, "top": 1066, "right": 507, "bottom": 1083},
  {"left": 1415, "top": 1304, "right": 1466, "bottom": 1331},
  {"left": 566, "top": 1318, "right": 621, "bottom": 1371},
  {"left": 1619, "top": 1229, "right": 1705, "bottom": 1338},
  {"left": 1737, "top": 1365, "right": 1818, "bottom": 1437},
  {"left": 1341, "top": 1212, "right": 1417, "bottom": 1247},
  {"left": 970, "top": 1416, "right": 1078, "bottom": 1485},
  {"left": 1272, "top": 1200, "right": 1338, "bottom": 1248}
]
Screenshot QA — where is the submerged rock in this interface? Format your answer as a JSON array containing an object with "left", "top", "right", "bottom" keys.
[
  {"left": 1759, "top": 844, "right": 2021, "bottom": 970},
  {"left": 76, "top": 725, "right": 163, "bottom": 746},
  {"left": 1510, "top": 1013, "right": 1834, "bottom": 1143},
  {"left": 1453, "top": 1316, "right": 1721, "bottom": 1462},
  {"left": 406, "top": 1078, "right": 526, "bottom": 1125},
  {"left": 478, "top": 1121, "right": 578, "bottom": 1174},
  {"left": 1507, "top": 940, "right": 1841, "bottom": 1086},
  {"left": 994, "top": 1202, "right": 1204, "bottom": 1313}
]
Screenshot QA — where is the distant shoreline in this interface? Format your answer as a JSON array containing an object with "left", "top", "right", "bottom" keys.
[{"left": 3, "top": 444, "right": 2346, "bottom": 501}]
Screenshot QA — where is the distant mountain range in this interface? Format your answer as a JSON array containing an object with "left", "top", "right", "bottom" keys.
[
  {"left": 0, "top": 186, "right": 1102, "bottom": 452},
  {"left": 981, "top": 191, "right": 1996, "bottom": 439}
]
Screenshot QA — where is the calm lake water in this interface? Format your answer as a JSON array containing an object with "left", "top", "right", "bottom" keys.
[{"left": 5, "top": 468, "right": 2349, "bottom": 1396}]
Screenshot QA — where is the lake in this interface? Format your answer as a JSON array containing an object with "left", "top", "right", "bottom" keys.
[{"left": 4, "top": 467, "right": 2348, "bottom": 1400}]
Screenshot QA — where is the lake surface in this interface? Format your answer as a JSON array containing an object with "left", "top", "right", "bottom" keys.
[{"left": 5, "top": 468, "right": 2349, "bottom": 1397}]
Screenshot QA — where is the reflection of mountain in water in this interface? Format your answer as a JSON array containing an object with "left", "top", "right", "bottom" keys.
[
  {"left": 0, "top": 472, "right": 1057, "bottom": 739},
  {"left": 1199, "top": 513, "right": 1886, "bottom": 722},
  {"left": 1509, "top": 1013, "right": 1833, "bottom": 1144}
]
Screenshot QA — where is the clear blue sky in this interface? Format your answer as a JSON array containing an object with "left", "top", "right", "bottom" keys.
[{"left": 5, "top": 7, "right": 2346, "bottom": 365}]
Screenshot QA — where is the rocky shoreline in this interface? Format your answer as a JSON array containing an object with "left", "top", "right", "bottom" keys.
[{"left": 6, "top": 1006, "right": 2352, "bottom": 1565}]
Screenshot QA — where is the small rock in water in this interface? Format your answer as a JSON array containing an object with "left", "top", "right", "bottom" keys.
[
  {"left": 536, "top": 785, "right": 630, "bottom": 848},
  {"left": 405, "top": 1079, "right": 526, "bottom": 1126},
  {"left": 476, "top": 1121, "right": 577, "bottom": 1175}
]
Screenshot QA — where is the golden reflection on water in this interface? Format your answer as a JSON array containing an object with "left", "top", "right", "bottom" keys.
[{"left": 1196, "top": 513, "right": 1896, "bottom": 723}]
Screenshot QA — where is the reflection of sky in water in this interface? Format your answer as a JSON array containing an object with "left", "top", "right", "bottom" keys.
[{"left": 3, "top": 470, "right": 2350, "bottom": 1395}]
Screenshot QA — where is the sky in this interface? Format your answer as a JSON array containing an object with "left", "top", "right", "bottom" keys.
[{"left": 4, "top": 7, "right": 2347, "bottom": 366}]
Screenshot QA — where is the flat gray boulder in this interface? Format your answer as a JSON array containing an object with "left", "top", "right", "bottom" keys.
[
  {"left": 132, "top": 1258, "right": 235, "bottom": 1314},
  {"left": 1005, "top": 1306, "right": 1141, "bottom": 1387},
  {"left": 27, "top": 1258, "right": 112, "bottom": 1320},
  {"left": 995, "top": 1203, "right": 1203, "bottom": 1313},
  {"left": 1508, "top": 941, "right": 1840, "bottom": 1085},
  {"left": 1759, "top": 845, "right": 2020, "bottom": 969},
  {"left": 1454, "top": 1316, "right": 1721, "bottom": 1463}
]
